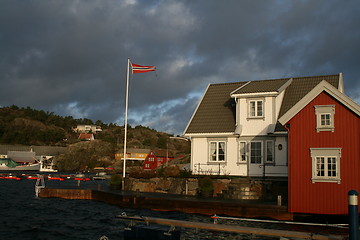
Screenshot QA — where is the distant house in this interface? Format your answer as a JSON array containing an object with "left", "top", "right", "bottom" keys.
[
  {"left": 115, "top": 148, "right": 150, "bottom": 161},
  {"left": 143, "top": 149, "right": 174, "bottom": 170},
  {"left": 278, "top": 80, "right": 360, "bottom": 215},
  {"left": 78, "top": 133, "right": 95, "bottom": 141},
  {"left": 73, "top": 125, "right": 102, "bottom": 134}
]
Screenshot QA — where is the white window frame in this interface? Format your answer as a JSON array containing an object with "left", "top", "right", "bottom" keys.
[
  {"left": 247, "top": 99, "right": 264, "bottom": 119},
  {"left": 238, "top": 141, "right": 247, "bottom": 164},
  {"left": 250, "top": 141, "right": 263, "bottom": 164},
  {"left": 310, "top": 148, "right": 341, "bottom": 183},
  {"left": 314, "top": 105, "right": 335, "bottom": 132},
  {"left": 265, "top": 140, "right": 275, "bottom": 164},
  {"left": 208, "top": 140, "right": 226, "bottom": 162}
]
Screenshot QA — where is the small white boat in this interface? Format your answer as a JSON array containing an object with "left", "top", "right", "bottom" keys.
[
  {"left": 92, "top": 172, "right": 107, "bottom": 180},
  {"left": 0, "top": 158, "right": 41, "bottom": 171}
]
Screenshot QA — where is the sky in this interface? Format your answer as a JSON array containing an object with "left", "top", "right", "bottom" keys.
[{"left": 0, "top": 0, "right": 359, "bottom": 135}]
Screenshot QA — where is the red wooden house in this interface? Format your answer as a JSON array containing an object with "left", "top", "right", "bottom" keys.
[
  {"left": 143, "top": 149, "right": 174, "bottom": 170},
  {"left": 279, "top": 80, "right": 360, "bottom": 215}
]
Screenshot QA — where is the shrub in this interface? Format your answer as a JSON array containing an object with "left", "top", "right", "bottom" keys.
[
  {"left": 109, "top": 174, "right": 122, "bottom": 185},
  {"left": 162, "top": 166, "right": 181, "bottom": 177},
  {"left": 128, "top": 169, "right": 157, "bottom": 179},
  {"left": 198, "top": 176, "right": 214, "bottom": 196},
  {"left": 178, "top": 169, "right": 192, "bottom": 178}
]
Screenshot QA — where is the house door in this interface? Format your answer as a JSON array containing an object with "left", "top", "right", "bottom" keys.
[{"left": 248, "top": 141, "right": 264, "bottom": 176}]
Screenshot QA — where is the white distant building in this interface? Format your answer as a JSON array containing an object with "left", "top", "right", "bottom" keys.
[{"left": 73, "top": 125, "right": 102, "bottom": 134}]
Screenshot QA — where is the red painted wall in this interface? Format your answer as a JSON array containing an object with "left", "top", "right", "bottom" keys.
[{"left": 287, "top": 92, "right": 360, "bottom": 214}]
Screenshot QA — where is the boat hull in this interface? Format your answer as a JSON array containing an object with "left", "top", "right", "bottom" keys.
[{"left": 0, "top": 163, "right": 41, "bottom": 171}]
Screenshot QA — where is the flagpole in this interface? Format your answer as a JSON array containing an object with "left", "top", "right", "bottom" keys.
[{"left": 122, "top": 58, "right": 130, "bottom": 184}]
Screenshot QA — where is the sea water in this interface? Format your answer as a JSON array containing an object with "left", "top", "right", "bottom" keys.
[{"left": 0, "top": 176, "right": 345, "bottom": 240}]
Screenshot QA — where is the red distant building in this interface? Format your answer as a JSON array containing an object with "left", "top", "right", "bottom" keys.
[
  {"left": 279, "top": 80, "right": 360, "bottom": 215},
  {"left": 143, "top": 149, "right": 174, "bottom": 170}
]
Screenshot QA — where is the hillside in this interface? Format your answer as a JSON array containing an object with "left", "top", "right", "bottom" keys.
[{"left": 0, "top": 105, "right": 190, "bottom": 153}]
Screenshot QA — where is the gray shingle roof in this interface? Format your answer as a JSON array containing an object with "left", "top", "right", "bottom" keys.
[
  {"left": 185, "top": 74, "right": 340, "bottom": 134},
  {"left": 278, "top": 74, "right": 339, "bottom": 118},
  {"left": 185, "top": 82, "right": 247, "bottom": 134},
  {"left": 232, "top": 78, "right": 289, "bottom": 94}
]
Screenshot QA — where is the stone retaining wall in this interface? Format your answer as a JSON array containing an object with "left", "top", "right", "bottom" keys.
[{"left": 124, "top": 177, "right": 287, "bottom": 201}]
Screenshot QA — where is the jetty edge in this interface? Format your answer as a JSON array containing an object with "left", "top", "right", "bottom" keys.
[
  {"left": 39, "top": 187, "right": 293, "bottom": 220},
  {"left": 39, "top": 188, "right": 349, "bottom": 239},
  {"left": 117, "top": 215, "right": 346, "bottom": 240}
]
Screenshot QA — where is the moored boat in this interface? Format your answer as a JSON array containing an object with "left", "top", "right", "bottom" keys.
[
  {"left": 74, "top": 177, "right": 91, "bottom": 181},
  {"left": 0, "top": 173, "right": 21, "bottom": 180},
  {"left": 39, "top": 156, "right": 58, "bottom": 172},
  {"left": 47, "top": 175, "right": 65, "bottom": 181},
  {"left": 0, "top": 158, "right": 41, "bottom": 171}
]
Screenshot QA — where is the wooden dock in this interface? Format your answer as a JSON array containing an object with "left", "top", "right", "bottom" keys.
[
  {"left": 39, "top": 188, "right": 293, "bottom": 221},
  {"left": 117, "top": 215, "right": 346, "bottom": 240}
]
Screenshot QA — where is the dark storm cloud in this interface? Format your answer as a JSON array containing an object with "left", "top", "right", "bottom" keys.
[{"left": 0, "top": 0, "right": 359, "bottom": 135}]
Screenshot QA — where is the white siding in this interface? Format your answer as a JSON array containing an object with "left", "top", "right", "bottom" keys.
[
  {"left": 264, "top": 136, "right": 288, "bottom": 177},
  {"left": 238, "top": 96, "right": 276, "bottom": 136},
  {"left": 275, "top": 90, "right": 285, "bottom": 118},
  {"left": 191, "top": 136, "right": 247, "bottom": 176},
  {"left": 188, "top": 89, "right": 288, "bottom": 177}
]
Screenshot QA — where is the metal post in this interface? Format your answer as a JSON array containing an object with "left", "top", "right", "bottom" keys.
[
  {"left": 277, "top": 195, "right": 282, "bottom": 206},
  {"left": 348, "top": 190, "right": 359, "bottom": 240},
  {"left": 123, "top": 58, "right": 130, "bottom": 180}
]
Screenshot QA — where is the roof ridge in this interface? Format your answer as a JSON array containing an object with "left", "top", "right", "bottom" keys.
[
  {"left": 213, "top": 73, "right": 340, "bottom": 86},
  {"left": 209, "top": 81, "right": 247, "bottom": 86},
  {"left": 291, "top": 73, "right": 339, "bottom": 80}
]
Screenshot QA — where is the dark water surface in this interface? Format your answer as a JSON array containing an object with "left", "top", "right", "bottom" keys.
[{"left": 0, "top": 177, "right": 347, "bottom": 240}]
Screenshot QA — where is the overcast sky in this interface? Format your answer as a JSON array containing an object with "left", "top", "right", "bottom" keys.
[{"left": 0, "top": 0, "right": 359, "bottom": 135}]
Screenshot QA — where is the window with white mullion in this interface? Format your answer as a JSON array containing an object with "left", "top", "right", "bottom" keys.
[
  {"left": 250, "top": 141, "right": 262, "bottom": 164},
  {"left": 315, "top": 157, "right": 325, "bottom": 177},
  {"left": 315, "top": 156, "right": 337, "bottom": 178},
  {"left": 327, "top": 157, "right": 337, "bottom": 177},
  {"left": 257, "top": 101, "right": 263, "bottom": 117},
  {"left": 320, "top": 114, "right": 331, "bottom": 126},
  {"left": 311, "top": 148, "right": 341, "bottom": 183},
  {"left": 209, "top": 141, "right": 226, "bottom": 162},
  {"left": 238, "top": 141, "right": 247, "bottom": 163},
  {"left": 315, "top": 105, "right": 335, "bottom": 132},
  {"left": 266, "top": 140, "right": 274, "bottom": 164},
  {"left": 248, "top": 99, "right": 264, "bottom": 118},
  {"left": 250, "top": 101, "right": 256, "bottom": 117}
]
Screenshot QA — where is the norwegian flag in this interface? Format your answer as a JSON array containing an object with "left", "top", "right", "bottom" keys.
[{"left": 131, "top": 63, "right": 156, "bottom": 74}]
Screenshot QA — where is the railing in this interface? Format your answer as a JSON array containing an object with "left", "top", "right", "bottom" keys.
[
  {"left": 193, "top": 163, "right": 288, "bottom": 177},
  {"left": 193, "top": 163, "right": 224, "bottom": 175}
]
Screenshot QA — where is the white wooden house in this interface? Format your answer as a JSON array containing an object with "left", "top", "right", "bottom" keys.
[{"left": 183, "top": 74, "right": 343, "bottom": 177}]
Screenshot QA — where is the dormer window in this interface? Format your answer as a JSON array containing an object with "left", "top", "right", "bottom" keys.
[
  {"left": 248, "top": 99, "right": 264, "bottom": 119},
  {"left": 315, "top": 105, "right": 335, "bottom": 132}
]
